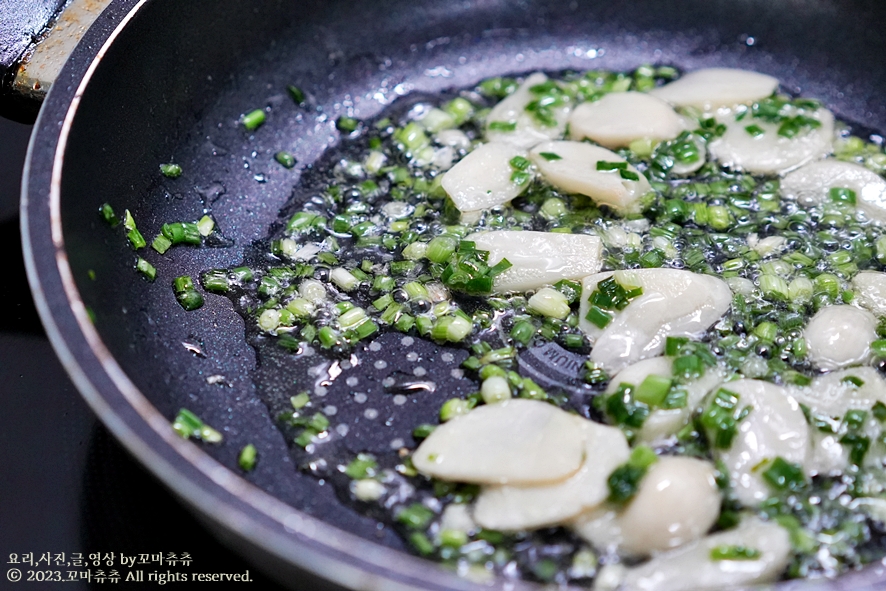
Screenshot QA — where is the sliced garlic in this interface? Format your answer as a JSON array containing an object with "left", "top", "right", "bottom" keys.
[
  {"left": 614, "top": 517, "right": 791, "bottom": 591},
  {"left": 708, "top": 108, "right": 834, "bottom": 175},
  {"left": 485, "top": 72, "right": 570, "bottom": 149},
  {"left": 606, "top": 357, "right": 724, "bottom": 445},
  {"left": 441, "top": 142, "right": 529, "bottom": 213},
  {"left": 579, "top": 269, "right": 732, "bottom": 373},
  {"left": 804, "top": 305, "right": 877, "bottom": 370},
  {"left": 712, "top": 379, "right": 809, "bottom": 506},
  {"left": 649, "top": 68, "right": 779, "bottom": 111},
  {"left": 473, "top": 418, "right": 629, "bottom": 531},
  {"left": 569, "top": 92, "right": 683, "bottom": 149},
  {"left": 529, "top": 141, "right": 652, "bottom": 214},
  {"left": 852, "top": 271, "right": 886, "bottom": 316},
  {"left": 619, "top": 457, "right": 721, "bottom": 555},
  {"left": 412, "top": 398, "right": 586, "bottom": 485},
  {"left": 466, "top": 230, "right": 602, "bottom": 293},
  {"left": 781, "top": 159, "right": 886, "bottom": 221}
]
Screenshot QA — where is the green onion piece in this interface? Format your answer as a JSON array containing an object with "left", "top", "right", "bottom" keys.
[
  {"left": 152, "top": 234, "right": 173, "bottom": 254},
  {"left": 710, "top": 545, "right": 762, "bottom": 561},
  {"left": 275, "top": 151, "right": 296, "bottom": 169},
  {"left": 427, "top": 236, "right": 458, "bottom": 263},
  {"left": 443, "top": 97, "right": 474, "bottom": 125},
  {"left": 607, "top": 445, "right": 657, "bottom": 504},
  {"left": 317, "top": 326, "right": 342, "bottom": 349},
  {"left": 173, "top": 275, "right": 204, "bottom": 311},
  {"left": 700, "top": 388, "right": 747, "bottom": 449},
  {"left": 128, "top": 228, "right": 147, "bottom": 250},
  {"left": 829, "top": 187, "right": 857, "bottom": 205},
  {"left": 510, "top": 170, "right": 531, "bottom": 185},
  {"left": 172, "top": 408, "right": 202, "bottom": 438},
  {"left": 596, "top": 160, "right": 628, "bottom": 171},
  {"left": 509, "top": 155, "right": 531, "bottom": 170},
  {"left": 488, "top": 121, "right": 517, "bottom": 132},
  {"left": 397, "top": 503, "right": 435, "bottom": 529},
  {"left": 440, "top": 398, "right": 472, "bottom": 421},
  {"left": 336, "top": 116, "right": 359, "bottom": 133},
  {"left": 294, "top": 428, "right": 319, "bottom": 448},
  {"left": 761, "top": 457, "right": 806, "bottom": 492},
  {"left": 538, "top": 152, "right": 562, "bottom": 161},
  {"left": 412, "top": 424, "right": 435, "bottom": 439},
  {"left": 159, "top": 163, "right": 182, "bottom": 178},
  {"left": 287, "top": 85, "right": 306, "bottom": 104},
  {"left": 665, "top": 336, "right": 689, "bottom": 356},
  {"left": 510, "top": 320, "right": 535, "bottom": 346},
  {"left": 633, "top": 374, "right": 673, "bottom": 407},
  {"left": 242, "top": 109, "right": 266, "bottom": 130},
  {"left": 197, "top": 215, "right": 215, "bottom": 237},
  {"left": 202, "top": 269, "right": 229, "bottom": 293},
  {"left": 842, "top": 375, "right": 865, "bottom": 388},
  {"left": 873, "top": 401, "right": 886, "bottom": 422},
  {"left": 99, "top": 203, "right": 119, "bottom": 226},
  {"left": 345, "top": 453, "right": 378, "bottom": 479},
  {"left": 408, "top": 532, "right": 435, "bottom": 556},
  {"left": 291, "top": 392, "right": 310, "bottom": 409},
  {"left": 238, "top": 444, "right": 258, "bottom": 471},
  {"left": 619, "top": 168, "right": 640, "bottom": 181},
  {"left": 586, "top": 305, "right": 613, "bottom": 328},
  {"left": 744, "top": 124, "right": 765, "bottom": 137},
  {"left": 136, "top": 257, "right": 156, "bottom": 281}
]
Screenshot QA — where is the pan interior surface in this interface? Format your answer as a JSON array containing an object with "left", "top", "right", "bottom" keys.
[{"left": 34, "top": 0, "right": 886, "bottom": 588}]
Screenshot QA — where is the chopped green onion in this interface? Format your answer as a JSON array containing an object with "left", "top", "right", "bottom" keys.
[
  {"left": 633, "top": 374, "right": 673, "bottom": 407},
  {"left": 710, "top": 545, "right": 762, "bottom": 561},
  {"left": 99, "top": 203, "right": 119, "bottom": 226},
  {"left": 345, "top": 453, "right": 378, "bottom": 479},
  {"left": 287, "top": 85, "right": 306, "bottom": 104},
  {"left": 336, "top": 116, "right": 359, "bottom": 133},
  {"left": 242, "top": 109, "right": 266, "bottom": 130},
  {"left": 761, "top": 457, "right": 806, "bottom": 492},
  {"left": 744, "top": 124, "right": 765, "bottom": 137},
  {"left": 159, "top": 163, "right": 182, "bottom": 178},
  {"left": 151, "top": 233, "right": 172, "bottom": 254},
  {"left": 197, "top": 215, "right": 215, "bottom": 237},
  {"left": 538, "top": 152, "right": 562, "bottom": 161},
  {"left": 136, "top": 257, "right": 156, "bottom": 281},
  {"left": 488, "top": 121, "right": 517, "bottom": 132},
  {"left": 275, "top": 151, "right": 297, "bottom": 168},
  {"left": 238, "top": 444, "right": 258, "bottom": 471},
  {"left": 829, "top": 187, "right": 857, "bottom": 205},
  {"left": 607, "top": 445, "right": 657, "bottom": 505}
]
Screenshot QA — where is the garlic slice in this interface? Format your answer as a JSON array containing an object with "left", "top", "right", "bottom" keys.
[
  {"left": 606, "top": 357, "right": 724, "bottom": 445},
  {"left": 781, "top": 159, "right": 886, "bottom": 221},
  {"left": 412, "top": 398, "right": 586, "bottom": 485},
  {"left": 485, "top": 72, "right": 570, "bottom": 149},
  {"left": 473, "top": 418, "right": 629, "bottom": 531},
  {"left": 441, "top": 142, "right": 529, "bottom": 213},
  {"left": 611, "top": 517, "right": 791, "bottom": 591},
  {"left": 649, "top": 68, "right": 779, "bottom": 111},
  {"left": 579, "top": 269, "right": 732, "bottom": 373},
  {"left": 708, "top": 108, "right": 834, "bottom": 175},
  {"left": 712, "top": 379, "right": 809, "bottom": 506},
  {"left": 466, "top": 230, "right": 602, "bottom": 293},
  {"left": 529, "top": 141, "right": 651, "bottom": 214},
  {"left": 569, "top": 92, "right": 684, "bottom": 149},
  {"left": 803, "top": 304, "right": 877, "bottom": 370}
]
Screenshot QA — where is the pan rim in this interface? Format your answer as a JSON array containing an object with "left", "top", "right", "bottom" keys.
[
  {"left": 18, "top": 1, "right": 526, "bottom": 589},
  {"left": 20, "top": 1, "right": 886, "bottom": 590}
]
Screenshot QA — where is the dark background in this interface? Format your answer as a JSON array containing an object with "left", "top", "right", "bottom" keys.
[{"left": 0, "top": 119, "right": 287, "bottom": 588}]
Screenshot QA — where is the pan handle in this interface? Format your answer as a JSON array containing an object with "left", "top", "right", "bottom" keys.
[{"left": 0, "top": 0, "right": 114, "bottom": 123}]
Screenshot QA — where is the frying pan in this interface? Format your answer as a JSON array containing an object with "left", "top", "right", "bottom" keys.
[{"left": 13, "top": 0, "right": 886, "bottom": 588}]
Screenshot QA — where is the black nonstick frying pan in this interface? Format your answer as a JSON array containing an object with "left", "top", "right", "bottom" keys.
[{"left": 13, "top": 0, "right": 886, "bottom": 588}]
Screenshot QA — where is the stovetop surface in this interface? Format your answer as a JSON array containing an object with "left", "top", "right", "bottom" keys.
[{"left": 0, "top": 117, "right": 289, "bottom": 589}]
